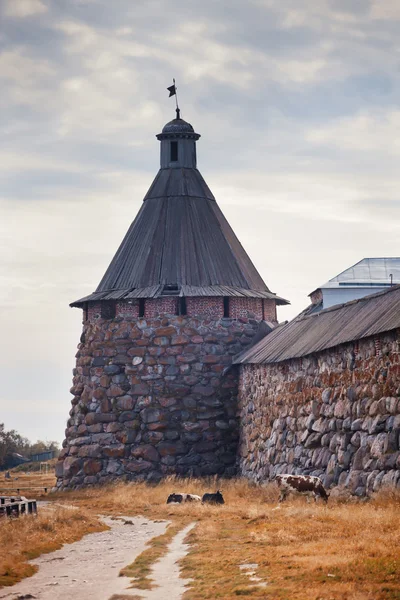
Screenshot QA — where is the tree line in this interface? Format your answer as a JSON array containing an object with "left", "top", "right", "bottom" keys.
[{"left": 0, "top": 422, "right": 59, "bottom": 469}]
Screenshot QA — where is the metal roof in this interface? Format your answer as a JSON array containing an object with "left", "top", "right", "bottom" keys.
[
  {"left": 311, "top": 257, "right": 400, "bottom": 294},
  {"left": 234, "top": 284, "right": 400, "bottom": 365},
  {"left": 71, "top": 116, "right": 289, "bottom": 308},
  {"left": 161, "top": 117, "right": 195, "bottom": 134}
]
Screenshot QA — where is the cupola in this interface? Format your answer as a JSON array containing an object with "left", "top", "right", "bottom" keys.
[{"left": 156, "top": 109, "right": 200, "bottom": 169}]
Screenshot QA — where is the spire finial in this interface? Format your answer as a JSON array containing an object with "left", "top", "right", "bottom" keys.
[{"left": 167, "top": 78, "right": 181, "bottom": 119}]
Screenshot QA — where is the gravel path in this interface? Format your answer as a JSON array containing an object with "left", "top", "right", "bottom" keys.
[{"left": 0, "top": 516, "right": 167, "bottom": 600}]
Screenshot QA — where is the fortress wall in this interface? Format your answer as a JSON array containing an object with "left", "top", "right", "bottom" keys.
[
  {"left": 238, "top": 329, "right": 400, "bottom": 495},
  {"left": 56, "top": 307, "right": 261, "bottom": 489}
]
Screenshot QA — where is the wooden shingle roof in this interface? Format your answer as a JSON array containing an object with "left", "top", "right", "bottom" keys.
[{"left": 71, "top": 118, "right": 289, "bottom": 307}]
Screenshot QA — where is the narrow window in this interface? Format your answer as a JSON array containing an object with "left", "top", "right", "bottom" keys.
[
  {"left": 101, "top": 301, "right": 116, "bottom": 320},
  {"left": 83, "top": 302, "right": 89, "bottom": 321},
  {"left": 223, "top": 297, "right": 230, "bottom": 318},
  {"left": 179, "top": 296, "right": 187, "bottom": 316},
  {"left": 139, "top": 298, "right": 145, "bottom": 318},
  {"left": 170, "top": 141, "right": 178, "bottom": 162}
]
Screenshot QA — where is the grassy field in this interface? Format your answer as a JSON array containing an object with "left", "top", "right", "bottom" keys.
[
  {"left": 0, "top": 467, "right": 56, "bottom": 498},
  {"left": 55, "top": 478, "right": 400, "bottom": 600},
  {"left": 1, "top": 474, "right": 399, "bottom": 598}
]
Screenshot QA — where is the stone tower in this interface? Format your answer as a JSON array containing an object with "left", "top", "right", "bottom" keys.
[{"left": 56, "top": 110, "right": 288, "bottom": 489}]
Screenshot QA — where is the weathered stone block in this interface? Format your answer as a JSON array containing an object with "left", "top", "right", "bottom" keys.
[
  {"left": 116, "top": 395, "right": 135, "bottom": 411},
  {"left": 91, "top": 433, "right": 114, "bottom": 444},
  {"left": 370, "top": 433, "right": 387, "bottom": 458},
  {"left": 171, "top": 334, "right": 189, "bottom": 345},
  {"left": 304, "top": 433, "right": 322, "bottom": 449},
  {"left": 92, "top": 357, "right": 108, "bottom": 367},
  {"left": 55, "top": 461, "right": 64, "bottom": 477},
  {"left": 131, "top": 384, "right": 150, "bottom": 395},
  {"left": 141, "top": 408, "right": 168, "bottom": 424},
  {"left": 192, "top": 385, "right": 214, "bottom": 397},
  {"left": 103, "top": 444, "right": 126, "bottom": 458},
  {"left": 384, "top": 430, "right": 399, "bottom": 454},
  {"left": 131, "top": 445, "right": 160, "bottom": 462},
  {"left": 126, "top": 460, "right": 152, "bottom": 472},
  {"left": 63, "top": 457, "right": 82, "bottom": 477},
  {"left": 104, "top": 365, "right": 121, "bottom": 375},
  {"left": 157, "top": 441, "right": 187, "bottom": 456},
  {"left": 78, "top": 444, "right": 101, "bottom": 458},
  {"left": 83, "top": 459, "right": 102, "bottom": 475}
]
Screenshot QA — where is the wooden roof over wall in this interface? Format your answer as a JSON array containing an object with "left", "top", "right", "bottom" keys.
[{"left": 234, "top": 284, "right": 400, "bottom": 364}]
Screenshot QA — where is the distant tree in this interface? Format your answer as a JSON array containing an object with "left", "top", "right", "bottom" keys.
[
  {"left": 0, "top": 423, "right": 60, "bottom": 469},
  {"left": 30, "top": 440, "right": 60, "bottom": 457},
  {"left": 0, "top": 422, "right": 30, "bottom": 469}
]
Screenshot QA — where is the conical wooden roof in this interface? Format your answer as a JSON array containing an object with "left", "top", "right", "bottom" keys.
[{"left": 71, "top": 117, "right": 288, "bottom": 307}]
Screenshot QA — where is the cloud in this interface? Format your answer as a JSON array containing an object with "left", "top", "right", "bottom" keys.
[
  {"left": 2, "top": 0, "right": 47, "bottom": 18},
  {"left": 306, "top": 109, "right": 400, "bottom": 154}
]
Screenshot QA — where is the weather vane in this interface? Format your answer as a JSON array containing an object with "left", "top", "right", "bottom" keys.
[{"left": 167, "top": 78, "right": 180, "bottom": 119}]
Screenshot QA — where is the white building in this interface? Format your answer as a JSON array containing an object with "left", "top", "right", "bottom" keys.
[{"left": 309, "top": 257, "right": 400, "bottom": 310}]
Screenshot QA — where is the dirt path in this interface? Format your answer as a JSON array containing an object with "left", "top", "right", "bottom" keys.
[
  {"left": 0, "top": 516, "right": 167, "bottom": 600},
  {"left": 127, "top": 522, "right": 196, "bottom": 600}
]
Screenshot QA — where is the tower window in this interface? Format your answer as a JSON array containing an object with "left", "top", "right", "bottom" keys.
[
  {"left": 223, "top": 297, "right": 230, "bottom": 318},
  {"left": 139, "top": 298, "right": 145, "bottom": 318},
  {"left": 178, "top": 296, "right": 187, "bottom": 316},
  {"left": 101, "top": 301, "right": 116, "bottom": 320},
  {"left": 170, "top": 141, "right": 178, "bottom": 162}
]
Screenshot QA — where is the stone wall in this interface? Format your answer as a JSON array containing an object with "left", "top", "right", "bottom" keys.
[
  {"left": 56, "top": 307, "right": 261, "bottom": 489},
  {"left": 238, "top": 329, "right": 400, "bottom": 495}
]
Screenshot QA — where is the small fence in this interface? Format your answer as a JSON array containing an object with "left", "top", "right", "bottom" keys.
[
  {"left": 0, "top": 495, "right": 37, "bottom": 518},
  {"left": 0, "top": 487, "right": 49, "bottom": 495}
]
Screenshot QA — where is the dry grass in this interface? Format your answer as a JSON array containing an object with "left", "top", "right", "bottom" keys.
[
  {"left": 53, "top": 478, "right": 400, "bottom": 600},
  {"left": 0, "top": 506, "right": 106, "bottom": 588}
]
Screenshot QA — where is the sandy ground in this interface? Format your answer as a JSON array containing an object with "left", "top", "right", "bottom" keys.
[{"left": 0, "top": 516, "right": 168, "bottom": 600}]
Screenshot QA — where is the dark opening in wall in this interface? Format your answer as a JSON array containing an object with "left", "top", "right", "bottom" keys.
[
  {"left": 170, "top": 141, "right": 178, "bottom": 162},
  {"left": 139, "top": 298, "right": 145, "bottom": 318},
  {"left": 179, "top": 296, "right": 187, "bottom": 315},
  {"left": 223, "top": 297, "right": 230, "bottom": 318},
  {"left": 83, "top": 302, "right": 88, "bottom": 321},
  {"left": 101, "top": 301, "right": 116, "bottom": 320},
  {"left": 162, "top": 284, "right": 179, "bottom": 296}
]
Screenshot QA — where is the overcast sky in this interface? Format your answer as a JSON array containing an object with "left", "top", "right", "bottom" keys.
[{"left": 1, "top": 0, "right": 399, "bottom": 445}]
